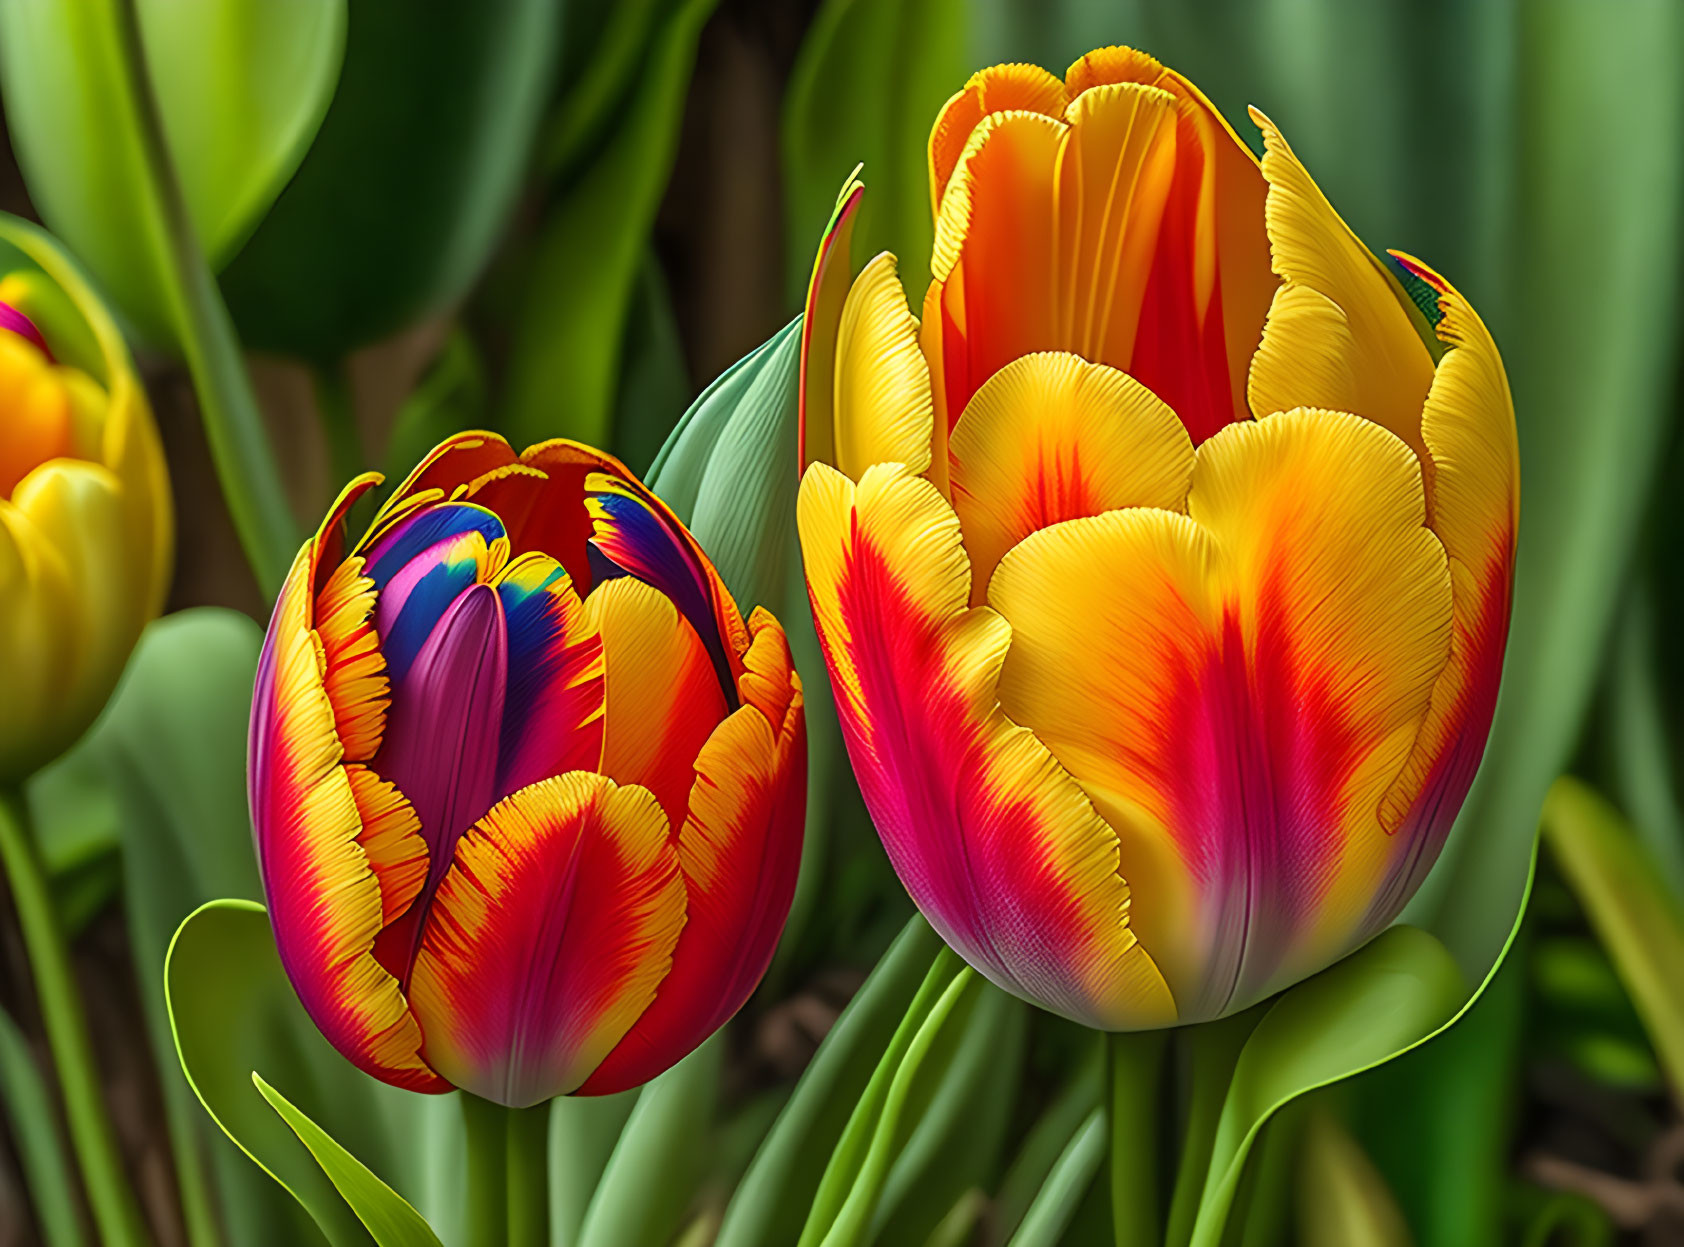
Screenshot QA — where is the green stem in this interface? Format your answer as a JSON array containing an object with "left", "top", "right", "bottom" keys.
[
  {"left": 1164, "top": 1013, "right": 1257, "bottom": 1247},
  {"left": 0, "top": 790, "right": 153, "bottom": 1247},
  {"left": 506, "top": 1102, "right": 552, "bottom": 1247},
  {"left": 461, "top": 1094, "right": 509, "bottom": 1247},
  {"left": 1107, "top": 1029, "right": 1165, "bottom": 1247},
  {"left": 100, "top": 0, "right": 300, "bottom": 594},
  {"left": 312, "top": 361, "right": 365, "bottom": 489}
]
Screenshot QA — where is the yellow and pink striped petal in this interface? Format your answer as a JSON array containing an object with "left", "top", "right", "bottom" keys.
[
  {"left": 798, "top": 459, "right": 1175, "bottom": 1028},
  {"left": 991, "top": 409, "right": 1453, "bottom": 1017}
]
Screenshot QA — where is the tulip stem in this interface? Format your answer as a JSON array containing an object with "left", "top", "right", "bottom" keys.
[
  {"left": 1163, "top": 1011, "right": 1259, "bottom": 1247},
  {"left": 506, "top": 1102, "right": 552, "bottom": 1247},
  {"left": 101, "top": 0, "right": 301, "bottom": 595},
  {"left": 462, "top": 1093, "right": 510, "bottom": 1247},
  {"left": 1107, "top": 1029, "right": 1165, "bottom": 1247},
  {"left": 0, "top": 789, "right": 155, "bottom": 1247}
]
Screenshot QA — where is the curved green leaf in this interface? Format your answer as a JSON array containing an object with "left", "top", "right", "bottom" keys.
[
  {"left": 222, "top": 0, "right": 558, "bottom": 359},
  {"left": 1541, "top": 777, "right": 1684, "bottom": 1092},
  {"left": 1005, "top": 1109, "right": 1105, "bottom": 1247},
  {"left": 0, "top": 0, "right": 344, "bottom": 338},
  {"left": 1188, "top": 926, "right": 1466, "bottom": 1247},
  {"left": 1297, "top": 1109, "right": 1412, "bottom": 1247},
  {"left": 166, "top": 899, "right": 371, "bottom": 1245},
  {"left": 715, "top": 916, "right": 942, "bottom": 1247},
  {"left": 502, "top": 0, "right": 717, "bottom": 449},
  {"left": 253, "top": 1075, "right": 442, "bottom": 1247}
]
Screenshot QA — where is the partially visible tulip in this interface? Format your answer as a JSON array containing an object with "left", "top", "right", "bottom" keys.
[
  {"left": 251, "top": 434, "right": 805, "bottom": 1106},
  {"left": 0, "top": 226, "right": 172, "bottom": 782},
  {"left": 797, "top": 49, "right": 1517, "bottom": 1028}
]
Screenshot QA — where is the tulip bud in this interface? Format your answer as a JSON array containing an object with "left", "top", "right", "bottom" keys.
[
  {"left": 0, "top": 220, "right": 172, "bottom": 782},
  {"left": 251, "top": 434, "right": 805, "bottom": 1106},
  {"left": 796, "top": 49, "right": 1517, "bottom": 1028}
]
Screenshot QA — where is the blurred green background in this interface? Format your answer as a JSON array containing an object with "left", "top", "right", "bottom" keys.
[{"left": 1, "top": 1, "right": 1682, "bottom": 1245}]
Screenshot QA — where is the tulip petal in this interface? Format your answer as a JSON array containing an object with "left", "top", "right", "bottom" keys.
[
  {"left": 799, "top": 459, "right": 1175, "bottom": 1028},
  {"left": 949, "top": 351, "right": 1194, "bottom": 598},
  {"left": 251, "top": 550, "right": 443, "bottom": 1091},
  {"left": 585, "top": 577, "right": 727, "bottom": 827},
  {"left": 1370, "top": 256, "right": 1518, "bottom": 921},
  {"left": 833, "top": 251, "right": 934, "bottom": 480},
  {"left": 992, "top": 409, "right": 1452, "bottom": 1017},
  {"left": 582, "top": 612, "right": 805, "bottom": 1094},
  {"left": 586, "top": 471, "right": 743, "bottom": 700},
  {"left": 801, "top": 172, "right": 863, "bottom": 473},
  {"left": 407, "top": 773, "right": 685, "bottom": 1107},
  {"left": 492, "top": 551, "right": 605, "bottom": 799},
  {"left": 929, "top": 63, "right": 1067, "bottom": 212},
  {"left": 1246, "top": 110, "right": 1435, "bottom": 462}
]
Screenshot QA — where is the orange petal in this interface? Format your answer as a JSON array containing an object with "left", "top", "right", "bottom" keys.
[
  {"left": 583, "top": 614, "right": 805, "bottom": 1094},
  {"left": 949, "top": 351, "right": 1194, "bottom": 599},
  {"left": 587, "top": 577, "right": 728, "bottom": 827},
  {"left": 929, "top": 63, "right": 1067, "bottom": 212},
  {"left": 408, "top": 773, "right": 684, "bottom": 1106}
]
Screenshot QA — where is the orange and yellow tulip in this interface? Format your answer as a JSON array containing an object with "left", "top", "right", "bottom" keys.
[
  {"left": 0, "top": 230, "right": 171, "bottom": 782},
  {"left": 796, "top": 48, "right": 1517, "bottom": 1028},
  {"left": 251, "top": 434, "right": 805, "bottom": 1105}
]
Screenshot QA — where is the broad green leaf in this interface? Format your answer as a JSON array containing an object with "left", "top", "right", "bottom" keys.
[
  {"left": 27, "top": 744, "right": 121, "bottom": 937},
  {"left": 1540, "top": 777, "right": 1684, "bottom": 1092},
  {"left": 221, "top": 0, "right": 558, "bottom": 360},
  {"left": 502, "top": 0, "right": 718, "bottom": 450},
  {"left": 782, "top": 0, "right": 967, "bottom": 305},
  {"left": 575, "top": 1035, "right": 723, "bottom": 1247},
  {"left": 0, "top": 0, "right": 344, "bottom": 340},
  {"left": 166, "top": 898, "right": 372, "bottom": 1246},
  {"left": 0, "top": 1006, "right": 82, "bottom": 1247},
  {"left": 1605, "top": 587, "right": 1684, "bottom": 903},
  {"left": 543, "top": 0, "right": 673, "bottom": 182},
  {"left": 1005, "top": 1109, "right": 1105, "bottom": 1247},
  {"left": 1188, "top": 926, "right": 1465, "bottom": 1247},
  {"left": 715, "top": 916, "right": 942, "bottom": 1247},
  {"left": 254, "top": 1075, "right": 443, "bottom": 1247},
  {"left": 1297, "top": 1109, "right": 1412, "bottom": 1247}
]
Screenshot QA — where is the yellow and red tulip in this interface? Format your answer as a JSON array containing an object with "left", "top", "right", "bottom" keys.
[
  {"left": 251, "top": 434, "right": 805, "bottom": 1106},
  {"left": 796, "top": 49, "right": 1517, "bottom": 1028},
  {"left": 0, "top": 233, "right": 172, "bottom": 782}
]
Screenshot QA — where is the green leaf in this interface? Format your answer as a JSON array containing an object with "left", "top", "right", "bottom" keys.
[
  {"left": 1188, "top": 926, "right": 1465, "bottom": 1247},
  {"left": 0, "top": 0, "right": 344, "bottom": 339},
  {"left": 799, "top": 960, "right": 978, "bottom": 1247},
  {"left": 381, "top": 330, "right": 489, "bottom": 495},
  {"left": 1540, "top": 777, "right": 1684, "bottom": 1092},
  {"left": 575, "top": 1035, "right": 723, "bottom": 1247},
  {"left": 0, "top": 1006, "right": 83, "bottom": 1247},
  {"left": 27, "top": 744, "right": 121, "bottom": 937},
  {"left": 1005, "top": 1108, "right": 1105, "bottom": 1247},
  {"left": 870, "top": 983, "right": 1028, "bottom": 1245},
  {"left": 549, "top": 1091, "right": 639, "bottom": 1247},
  {"left": 166, "top": 898, "right": 373, "bottom": 1246},
  {"left": 502, "top": 0, "right": 718, "bottom": 450},
  {"left": 714, "top": 916, "right": 942, "bottom": 1247},
  {"left": 1297, "top": 1109, "right": 1413, "bottom": 1247},
  {"left": 253, "top": 1075, "right": 443, "bottom": 1247},
  {"left": 993, "top": 1039, "right": 1104, "bottom": 1242},
  {"left": 782, "top": 0, "right": 967, "bottom": 305},
  {"left": 221, "top": 0, "right": 558, "bottom": 360}
]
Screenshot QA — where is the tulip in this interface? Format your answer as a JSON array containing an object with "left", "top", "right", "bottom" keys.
[
  {"left": 251, "top": 433, "right": 805, "bottom": 1106},
  {"left": 796, "top": 48, "right": 1517, "bottom": 1028},
  {"left": 0, "top": 231, "right": 172, "bottom": 782}
]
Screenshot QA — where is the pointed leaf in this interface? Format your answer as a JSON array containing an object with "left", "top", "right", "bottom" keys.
[{"left": 254, "top": 1075, "right": 443, "bottom": 1247}]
